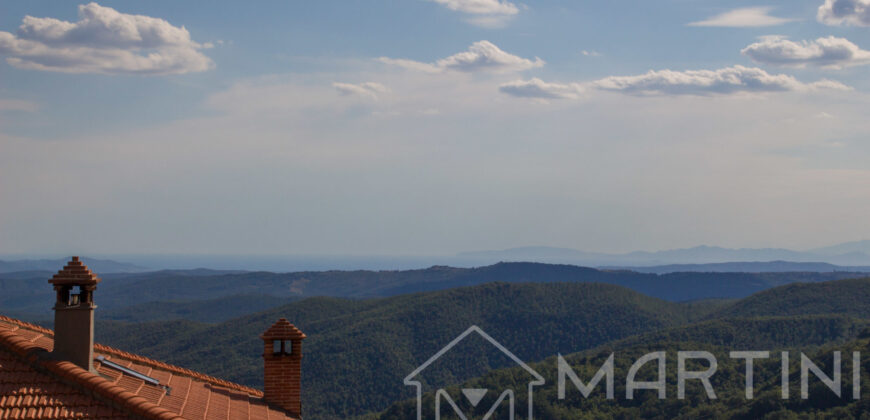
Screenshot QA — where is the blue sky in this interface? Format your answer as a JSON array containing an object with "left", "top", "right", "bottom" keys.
[{"left": 2, "top": 0, "right": 870, "bottom": 256}]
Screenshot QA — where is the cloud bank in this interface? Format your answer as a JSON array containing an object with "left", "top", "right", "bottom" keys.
[
  {"left": 818, "top": 0, "right": 870, "bottom": 26},
  {"left": 429, "top": 0, "right": 519, "bottom": 28},
  {"left": 332, "top": 82, "right": 390, "bottom": 100},
  {"left": 498, "top": 78, "right": 584, "bottom": 99},
  {"left": 688, "top": 7, "right": 796, "bottom": 27},
  {"left": 502, "top": 66, "right": 850, "bottom": 99},
  {"left": 380, "top": 40, "right": 543, "bottom": 73},
  {"left": 742, "top": 36, "right": 870, "bottom": 69},
  {"left": 593, "top": 66, "right": 849, "bottom": 96},
  {"left": 0, "top": 2, "right": 213, "bottom": 75}
]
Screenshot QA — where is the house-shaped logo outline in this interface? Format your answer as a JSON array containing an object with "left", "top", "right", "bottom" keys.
[
  {"left": 436, "top": 388, "right": 515, "bottom": 420},
  {"left": 404, "top": 325, "right": 546, "bottom": 420}
]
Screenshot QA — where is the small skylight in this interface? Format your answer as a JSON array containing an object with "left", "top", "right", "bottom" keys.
[{"left": 96, "top": 355, "right": 169, "bottom": 393}]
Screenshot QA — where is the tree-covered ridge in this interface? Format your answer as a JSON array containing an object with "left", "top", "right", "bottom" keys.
[
  {"left": 371, "top": 276, "right": 870, "bottom": 419},
  {"left": 95, "top": 282, "right": 695, "bottom": 419},
  {"left": 4, "top": 262, "right": 867, "bottom": 318},
  {"left": 89, "top": 276, "right": 870, "bottom": 419},
  {"left": 603, "top": 315, "right": 869, "bottom": 353},
  {"left": 710, "top": 278, "right": 870, "bottom": 319},
  {"left": 99, "top": 294, "right": 298, "bottom": 323}
]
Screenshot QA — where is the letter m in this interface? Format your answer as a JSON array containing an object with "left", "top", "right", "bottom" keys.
[{"left": 558, "top": 353, "right": 614, "bottom": 399}]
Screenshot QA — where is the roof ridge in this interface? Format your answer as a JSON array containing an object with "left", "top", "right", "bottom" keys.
[
  {"left": 0, "top": 314, "right": 54, "bottom": 335},
  {"left": 0, "top": 329, "right": 182, "bottom": 420},
  {"left": 94, "top": 344, "right": 264, "bottom": 396},
  {"left": 0, "top": 314, "right": 264, "bottom": 397}
]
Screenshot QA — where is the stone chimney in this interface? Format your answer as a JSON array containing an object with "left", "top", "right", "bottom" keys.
[
  {"left": 49, "top": 256, "right": 100, "bottom": 372},
  {"left": 261, "top": 318, "right": 306, "bottom": 418}
]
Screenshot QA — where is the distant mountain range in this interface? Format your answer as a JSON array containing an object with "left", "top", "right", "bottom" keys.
[
  {"left": 603, "top": 260, "right": 870, "bottom": 274},
  {"left": 4, "top": 240, "right": 870, "bottom": 274},
  {"left": 459, "top": 240, "right": 870, "bottom": 266}
]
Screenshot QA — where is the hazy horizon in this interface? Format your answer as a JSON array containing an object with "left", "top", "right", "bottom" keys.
[
  {"left": 5, "top": 238, "right": 870, "bottom": 272},
  {"left": 3, "top": 238, "right": 870, "bottom": 258}
]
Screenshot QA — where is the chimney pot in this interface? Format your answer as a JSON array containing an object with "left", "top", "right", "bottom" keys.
[
  {"left": 261, "top": 318, "right": 306, "bottom": 417},
  {"left": 49, "top": 256, "right": 100, "bottom": 372}
]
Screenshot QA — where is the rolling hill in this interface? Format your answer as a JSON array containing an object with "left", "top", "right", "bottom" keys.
[
  {"left": 87, "top": 275, "right": 870, "bottom": 419},
  {"left": 5, "top": 262, "right": 867, "bottom": 321},
  {"left": 709, "top": 277, "right": 870, "bottom": 319},
  {"left": 372, "top": 277, "right": 870, "bottom": 419},
  {"left": 375, "top": 332, "right": 870, "bottom": 420},
  {"left": 94, "top": 282, "right": 696, "bottom": 419},
  {"left": 8, "top": 258, "right": 870, "bottom": 418},
  {"left": 98, "top": 294, "right": 299, "bottom": 323}
]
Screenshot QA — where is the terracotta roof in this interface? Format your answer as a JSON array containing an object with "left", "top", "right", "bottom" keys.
[
  {"left": 48, "top": 256, "right": 101, "bottom": 286},
  {"left": 0, "top": 315, "right": 298, "bottom": 420},
  {"left": 260, "top": 319, "right": 306, "bottom": 340}
]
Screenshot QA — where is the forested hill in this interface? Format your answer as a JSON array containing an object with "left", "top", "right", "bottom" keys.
[
  {"left": 376, "top": 330, "right": 870, "bottom": 420},
  {"left": 373, "top": 277, "right": 870, "bottom": 420},
  {"left": 5, "top": 262, "right": 867, "bottom": 317},
  {"left": 709, "top": 277, "right": 870, "bottom": 319},
  {"left": 92, "top": 262, "right": 870, "bottom": 302},
  {"left": 92, "top": 276, "right": 870, "bottom": 419},
  {"left": 95, "top": 282, "right": 695, "bottom": 419}
]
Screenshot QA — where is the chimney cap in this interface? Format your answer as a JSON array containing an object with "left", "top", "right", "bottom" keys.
[
  {"left": 48, "top": 256, "right": 101, "bottom": 286},
  {"left": 261, "top": 318, "right": 306, "bottom": 340}
]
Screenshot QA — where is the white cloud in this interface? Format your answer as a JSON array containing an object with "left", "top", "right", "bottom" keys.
[
  {"left": 688, "top": 7, "right": 796, "bottom": 27},
  {"left": 581, "top": 50, "right": 601, "bottom": 57},
  {"left": 377, "top": 57, "right": 441, "bottom": 73},
  {"left": 818, "top": 0, "right": 870, "bottom": 26},
  {"left": 499, "top": 78, "right": 584, "bottom": 99},
  {"left": 437, "top": 41, "right": 543, "bottom": 71},
  {"left": 332, "top": 82, "right": 390, "bottom": 100},
  {"left": 430, "top": 0, "right": 518, "bottom": 15},
  {"left": 0, "top": 2, "right": 213, "bottom": 75},
  {"left": 742, "top": 36, "right": 870, "bottom": 69},
  {"left": 499, "top": 66, "right": 853, "bottom": 100},
  {"left": 6, "top": 70, "right": 870, "bottom": 256},
  {"left": 429, "top": 0, "right": 519, "bottom": 28},
  {"left": 379, "top": 40, "right": 543, "bottom": 73},
  {"left": 591, "top": 65, "right": 850, "bottom": 96}
]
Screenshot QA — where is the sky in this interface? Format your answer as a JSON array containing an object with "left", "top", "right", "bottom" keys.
[{"left": 1, "top": 0, "right": 870, "bottom": 257}]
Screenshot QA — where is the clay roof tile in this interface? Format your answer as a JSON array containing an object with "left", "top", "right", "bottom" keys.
[{"left": 0, "top": 314, "right": 299, "bottom": 420}]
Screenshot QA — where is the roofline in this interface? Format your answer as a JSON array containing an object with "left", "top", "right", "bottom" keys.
[
  {"left": 94, "top": 344, "right": 263, "bottom": 397},
  {"left": 0, "top": 329, "right": 182, "bottom": 420},
  {"left": 0, "top": 314, "right": 264, "bottom": 397}
]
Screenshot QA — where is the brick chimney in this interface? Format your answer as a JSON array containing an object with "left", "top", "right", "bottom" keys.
[
  {"left": 49, "top": 256, "right": 101, "bottom": 372},
  {"left": 261, "top": 318, "right": 306, "bottom": 418}
]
